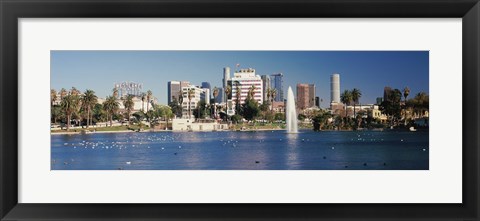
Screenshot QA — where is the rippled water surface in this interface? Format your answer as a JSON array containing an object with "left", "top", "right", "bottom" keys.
[{"left": 51, "top": 130, "right": 429, "bottom": 170}]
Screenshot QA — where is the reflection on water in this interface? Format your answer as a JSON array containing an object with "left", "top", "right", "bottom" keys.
[{"left": 51, "top": 130, "right": 429, "bottom": 170}]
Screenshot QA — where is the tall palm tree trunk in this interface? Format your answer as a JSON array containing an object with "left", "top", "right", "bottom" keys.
[
  {"left": 105, "top": 113, "right": 109, "bottom": 127},
  {"left": 90, "top": 112, "right": 93, "bottom": 127},
  {"left": 188, "top": 98, "right": 192, "bottom": 119},
  {"left": 353, "top": 103, "right": 356, "bottom": 118},
  {"left": 67, "top": 114, "right": 71, "bottom": 131},
  {"left": 86, "top": 108, "right": 90, "bottom": 128}
]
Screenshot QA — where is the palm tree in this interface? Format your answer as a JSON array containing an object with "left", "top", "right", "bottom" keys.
[
  {"left": 146, "top": 90, "right": 153, "bottom": 112},
  {"left": 412, "top": 92, "right": 429, "bottom": 118},
  {"left": 112, "top": 88, "right": 119, "bottom": 98},
  {"left": 50, "top": 89, "right": 57, "bottom": 107},
  {"left": 187, "top": 88, "right": 195, "bottom": 119},
  {"left": 248, "top": 85, "right": 256, "bottom": 99},
  {"left": 403, "top": 87, "right": 411, "bottom": 123},
  {"left": 140, "top": 93, "right": 145, "bottom": 112},
  {"left": 122, "top": 94, "right": 134, "bottom": 126},
  {"left": 340, "top": 90, "right": 352, "bottom": 117},
  {"left": 234, "top": 82, "right": 241, "bottom": 114},
  {"left": 103, "top": 96, "right": 119, "bottom": 127},
  {"left": 70, "top": 87, "right": 81, "bottom": 96},
  {"left": 270, "top": 88, "right": 277, "bottom": 113},
  {"left": 224, "top": 85, "right": 231, "bottom": 113},
  {"left": 212, "top": 87, "right": 219, "bottom": 118},
  {"left": 403, "top": 87, "right": 410, "bottom": 102},
  {"left": 351, "top": 88, "right": 362, "bottom": 117},
  {"left": 59, "top": 88, "right": 67, "bottom": 100},
  {"left": 82, "top": 89, "right": 98, "bottom": 128},
  {"left": 60, "top": 93, "right": 80, "bottom": 131}
]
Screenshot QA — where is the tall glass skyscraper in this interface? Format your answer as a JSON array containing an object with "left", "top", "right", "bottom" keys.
[
  {"left": 201, "top": 82, "right": 211, "bottom": 97},
  {"left": 261, "top": 75, "right": 271, "bottom": 102},
  {"left": 167, "top": 81, "right": 180, "bottom": 104},
  {"left": 271, "top": 73, "right": 284, "bottom": 102}
]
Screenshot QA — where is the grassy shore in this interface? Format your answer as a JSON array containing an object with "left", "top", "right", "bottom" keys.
[
  {"left": 51, "top": 125, "right": 145, "bottom": 134},
  {"left": 51, "top": 123, "right": 288, "bottom": 135}
]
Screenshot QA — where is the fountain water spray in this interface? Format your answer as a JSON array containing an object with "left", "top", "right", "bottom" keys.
[{"left": 286, "top": 86, "right": 298, "bottom": 133}]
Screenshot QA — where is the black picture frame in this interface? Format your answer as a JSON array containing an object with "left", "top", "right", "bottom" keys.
[{"left": 1, "top": 0, "right": 479, "bottom": 220}]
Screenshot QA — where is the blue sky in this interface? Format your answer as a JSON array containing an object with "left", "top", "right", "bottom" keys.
[{"left": 51, "top": 51, "right": 429, "bottom": 107}]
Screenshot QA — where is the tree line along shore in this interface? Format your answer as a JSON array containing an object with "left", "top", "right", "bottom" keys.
[{"left": 51, "top": 86, "right": 428, "bottom": 134}]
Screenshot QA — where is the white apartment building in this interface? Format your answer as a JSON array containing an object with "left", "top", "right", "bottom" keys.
[
  {"left": 230, "top": 68, "right": 263, "bottom": 114},
  {"left": 181, "top": 86, "right": 210, "bottom": 119}
]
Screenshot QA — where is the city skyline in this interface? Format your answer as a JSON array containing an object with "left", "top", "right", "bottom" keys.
[{"left": 51, "top": 51, "right": 429, "bottom": 106}]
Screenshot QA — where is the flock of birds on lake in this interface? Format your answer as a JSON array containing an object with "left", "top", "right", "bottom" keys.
[{"left": 51, "top": 132, "right": 428, "bottom": 170}]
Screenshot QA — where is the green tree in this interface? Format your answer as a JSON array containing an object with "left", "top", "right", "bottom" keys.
[
  {"left": 155, "top": 105, "right": 174, "bottom": 126},
  {"left": 274, "top": 112, "right": 285, "bottom": 121},
  {"left": 133, "top": 111, "right": 145, "bottom": 123},
  {"left": 82, "top": 89, "right": 98, "bottom": 128},
  {"left": 92, "top": 103, "right": 106, "bottom": 124},
  {"left": 168, "top": 96, "right": 182, "bottom": 118},
  {"left": 187, "top": 88, "right": 195, "bottom": 119},
  {"left": 212, "top": 87, "right": 219, "bottom": 118},
  {"left": 193, "top": 100, "right": 210, "bottom": 119},
  {"left": 411, "top": 92, "right": 429, "bottom": 118},
  {"left": 103, "top": 96, "right": 119, "bottom": 127},
  {"left": 51, "top": 105, "right": 62, "bottom": 124},
  {"left": 380, "top": 88, "right": 402, "bottom": 126},
  {"left": 70, "top": 87, "right": 81, "bottom": 96},
  {"left": 259, "top": 102, "right": 269, "bottom": 112},
  {"left": 298, "top": 114, "right": 306, "bottom": 121},
  {"left": 60, "top": 93, "right": 80, "bottom": 131},
  {"left": 225, "top": 85, "right": 232, "bottom": 114},
  {"left": 146, "top": 90, "right": 153, "bottom": 112},
  {"left": 231, "top": 114, "right": 243, "bottom": 124},
  {"left": 234, "top": 81, "right": 241, "bottom": 114},
  {"left": 351, "top": 88, "right": 362, "bottom": 117},
  {"left": 241, "top": 97, "right": 260, "bottom": 121},
  {"left": 50, "top": 89, "right": 57, "bottom": 107},
  {"left": 267, "top": 88, "right": 277, "bottom": 112},
  {"left": 59, "top": 88, "right": 67, "bottom": 100},
  {"left": 141, "top": 93, "right": 146, "bottom": 112},
  {"left": 112, "top": 87, "right": 119, "bottom": 98},
  {"left": 340, "top": 90, "right": 352, "bottom": 117},
  {"left": 312, "top": 111, "right": 332, "bottom": 131},
  {"left": 403, "top": 87, "right": 411, "bottom": 123},
  {"left": 122, "top": 94, "right": 134, "bottom": 126},
  {"left": 145, "top": 109, "right": 156, "bottom": 128}
]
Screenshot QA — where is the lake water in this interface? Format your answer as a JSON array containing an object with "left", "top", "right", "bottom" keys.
[{"left": 51, "top": 130, "right": 429, "bottom": 170}]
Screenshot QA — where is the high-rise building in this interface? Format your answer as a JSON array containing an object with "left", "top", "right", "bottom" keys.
[
  {"left": 167, "top": 81, "right": 180, "bottom": 104},
  {"left": 222, "top": 67, "right": 230, "bottom": 103},
  {"left": 201, "top": 82, "right": 211, "bottom": 91},
  {"left": 215, "top": 88, "right": 224, "bottom": 103},
  {"left": 383, "top": 87, "right": 392, "bottom": 102},
  {"left": 271, "top": 73, "right": 284, "bottom": 102},
  {"left": 315, "top": 96, "right": 320, "bottom": 107},
  {"left": 201, "top": 88, "right": 210, "bottom": 105},
  {"left": 168, "top": 81, "right": 190, "bottom": 104},
  {"left": 180, "top": 85, "right": 208, "bottom": 119},
  {"left": 296, "top": 83, "right": 316, "bottom": 110},
  {"left": 330, "top": 73, "right": 340, "bottom": 104},
  {"left": 261, "top": 75, "right": 271, "bottom": 103},
  {"left": 230, "top": 68, "right": 264, "bottom": 113}
]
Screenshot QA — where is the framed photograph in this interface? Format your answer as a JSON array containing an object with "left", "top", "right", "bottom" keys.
[{"left": 1, "top": 0, "right": 479, "bottom": 220}]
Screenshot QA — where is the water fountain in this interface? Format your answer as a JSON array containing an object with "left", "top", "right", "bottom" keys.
[{"left": 286, "top": 86, "right": 298, "bottom": 133}]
